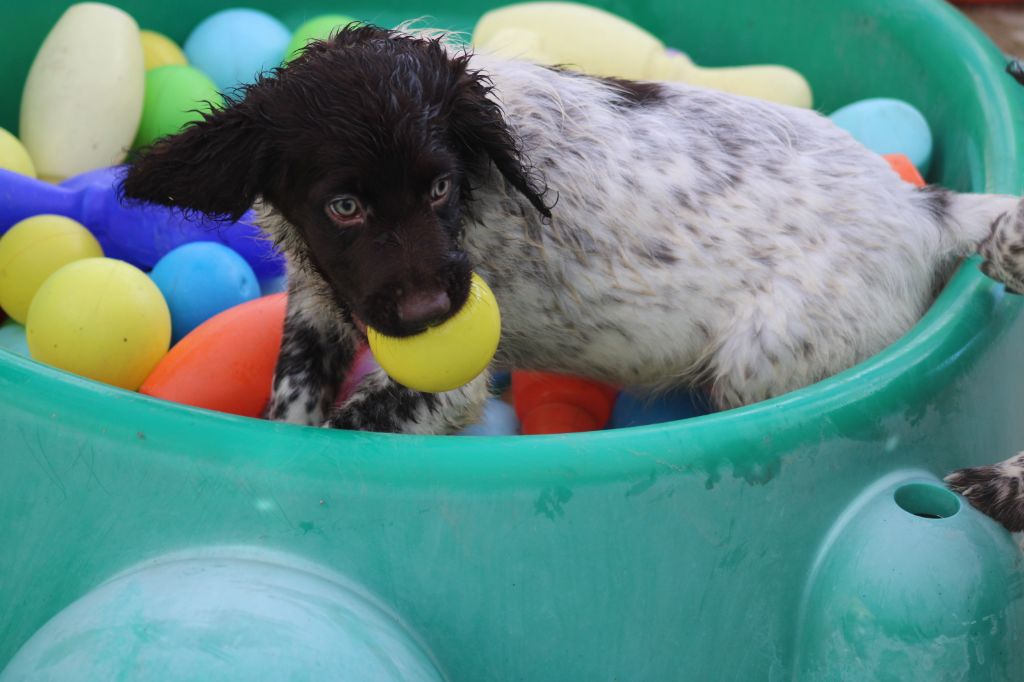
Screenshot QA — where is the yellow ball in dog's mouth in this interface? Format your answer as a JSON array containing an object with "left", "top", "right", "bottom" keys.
[{"left": 367, "top": 273, "right": 501, "bottom": 393}]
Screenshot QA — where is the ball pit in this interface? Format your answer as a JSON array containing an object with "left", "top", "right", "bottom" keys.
[
  {"left": 25, "top": 258, "right": 169, "bottom": 391},
  {"left": 830, "top": 97, "right": 934, "bottom": 175},
  {"left": 149, "top": 242, "right": 260, "bottom": 343},
  {"left": 284, "top": 14, "right": 358, "bottom": 62},
  {"left": 474, "top": 2, "right": 813, "bottom": 106},
  {"left": 0, "top": 127, "right": 35, "bottom": 177},
  {"left": 26, "top": 257, "right": 170, "bottom": 391},
  {"left": 19, "top": 3, "right": 143, "bottom": 181},
  {"left": 183, "top": 8, "right": 291, "bottom": 91},
  {"left": 885, "top": 153, "right": 926, "bottom": 187},
  {"left": 140, "top": 293, "right": 285, "bottom": 417},
  {"left": 1, "top": 1, "right": 1024, "bottom": 681},
  {"left": 0, "top": 166, "right": 284, "bottom": 278},
  {"left": 0, "top": 215, "right": 103, "bottom": 323},
  {"left": 139, "top": 29, "right": 187, "bottom": 71},
  {"left": 512, "top": 371, "right": 618, "bottom": 434},
  {"left": 133, "top": 65, "right": 221, "bottom": 148}
]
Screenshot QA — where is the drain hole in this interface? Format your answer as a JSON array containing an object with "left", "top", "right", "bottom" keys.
[{"left": 894, "top": 483, "right": 961, "bottom": 519}]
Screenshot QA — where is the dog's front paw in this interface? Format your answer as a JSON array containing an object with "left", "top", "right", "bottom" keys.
[
  {"left": 322, "top": 367, "right": 488, "bottom": 435},
  {"left": 946, "top": 452, "right": 1024, "bottom": 532},
  {"left": 981, "top": 260, "right": 1024, "bottom": 295},
  {"left": 980, "top": 204, "right": 1024, "bottom": 294},
  {"left": 324, "top": 383, "right": 439, "bottom": 434}
]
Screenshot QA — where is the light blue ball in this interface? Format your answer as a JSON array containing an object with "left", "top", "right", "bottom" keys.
[
  {"left": 184, "top": 9, "right": 291, "bottom": 91},
  {"left": 150, "top": 242, "right": 260, "bottom": 343},
  {"left": 829, "top": 98, "right": 933, "bottom": 175},
  {"left": 459, "top": 397, "right": 520, "bottom": 436},
  {"left": 0, "top": 319, "right": 28, "bottom": 356}
]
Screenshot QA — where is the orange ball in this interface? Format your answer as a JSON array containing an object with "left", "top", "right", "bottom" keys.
[
  {"left": 883, "top": 153, "right": 925, "bottom": 188},
  {"left": 140, "top": 294, "right": 286, "bottom": 417},
  {"left": 512, "top": 371, "right": 618, "bottom": 435}
]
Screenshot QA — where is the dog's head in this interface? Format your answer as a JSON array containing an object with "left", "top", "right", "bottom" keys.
[{"left": 122, "top": 25, "right": 549, "bottom": 337}]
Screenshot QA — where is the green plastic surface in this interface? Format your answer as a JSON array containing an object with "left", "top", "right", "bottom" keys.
[
  {"left": 0, "top": 548, "right": 445, "bottom": 681},
  {"left": 2, "top": 0, "right": 1024, "bottom": 680}
]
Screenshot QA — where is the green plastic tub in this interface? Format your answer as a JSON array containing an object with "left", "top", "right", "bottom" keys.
[{"left": 2, "top": 0, "right": 1024, "bottom": 680}]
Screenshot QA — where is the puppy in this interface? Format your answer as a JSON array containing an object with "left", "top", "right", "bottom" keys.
[{"left": 123, "top": 26, "right": 1024, "bottom": 516}]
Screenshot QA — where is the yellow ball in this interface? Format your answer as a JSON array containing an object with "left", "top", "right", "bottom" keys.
[
  {"left": 368, "top": 273, "right": 501, "bottom": 393},
  {"left": 0, "top": 215, "right": 103, "bottom": 323},
  {"left": 140, "top": 30, "right": 188, "bottom": 71},
  {"left": 0, "top": 126, "right": 36, "bottom": 177},
  {"left": 27, "top": 258, "right": 171, "bottom": 390}
]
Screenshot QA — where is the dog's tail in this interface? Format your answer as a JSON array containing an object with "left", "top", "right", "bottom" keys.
[
  {"left": 946, "top": 452, "right": 1024, "bottom": 532},
  {"left": 921, "top": 188, "right": 1024, "bottom": 293}
]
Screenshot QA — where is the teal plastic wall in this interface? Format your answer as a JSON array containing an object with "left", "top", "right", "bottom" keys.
[{"left": 1, "top": 0, "right": 1024, "bottom": 679}]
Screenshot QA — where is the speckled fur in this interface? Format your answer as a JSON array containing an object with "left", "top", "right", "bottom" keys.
[
  {"left": 123, "top": 29, "right": 1024, "bottom": 464},
  {"left": 455, "top": 61, "right": 1019, "bottom": 409},
  {"left": 947, "top": 452, "right": 1024, "bottom": 532}
]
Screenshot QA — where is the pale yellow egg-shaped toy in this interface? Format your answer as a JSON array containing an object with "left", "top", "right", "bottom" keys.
[
  {"left": 20, "top": 3, "right": 145, "bottom": 181},
  {"left": 140, "top": 29, "right": 188, "bottom": 70},
  {"left": 27, "top": 258, "right": 171, "bottom": 390},
  {"left": 0, "top": 127, "right": 36, "bottom": 177},
  {"left": 368, "top": 273, "right": 501, "bottom": 393},
  {"left": 0, "top": 215, "right": 103, "bottom": 323},
  {"left": 473, "top": 2, "right": 812, "bottom": 108}
]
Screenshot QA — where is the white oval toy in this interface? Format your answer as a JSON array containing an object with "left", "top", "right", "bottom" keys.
[
  {"left": 473, "top": 2, "right": 812, "bottom": 108},
  {"left": 19, "top": 3, "right": 145, "bottom": 181}
]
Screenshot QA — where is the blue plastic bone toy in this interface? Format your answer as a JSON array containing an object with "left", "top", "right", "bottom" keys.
[{"left": 0, "top": 166, "right": 284, "bottom": 277}]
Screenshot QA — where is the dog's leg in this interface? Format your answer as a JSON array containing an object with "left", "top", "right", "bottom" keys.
[
  {"left": 979, "top": 198, "right": 1024, "bottom": 294},
  {"left": 705, "top": 298, "right": 831, "bottom": 409},
  {"left": 267, "top": 288, "right": 355, "bottom": 426},
  {"left": 946, "top": 452, "right": 1024, "bottom": 532},
  {"left": 325, "top": 368, "right": 490, "bottom": 434}
]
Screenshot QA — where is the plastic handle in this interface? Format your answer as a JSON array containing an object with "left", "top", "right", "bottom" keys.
[
  {"left": 0, "top": 168, "right": 79, "bottom": 229},
  {"left": 0, "top": 166, "right": 285, "bottom": 277}
]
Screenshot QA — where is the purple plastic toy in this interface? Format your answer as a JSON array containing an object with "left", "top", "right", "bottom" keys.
[{"left": 0, "top": 166, "right": 284, "bottom": 277}]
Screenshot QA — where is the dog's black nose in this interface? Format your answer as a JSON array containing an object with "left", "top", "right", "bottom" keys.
[{"left": 397, "top": 290, "right": 451, "bottom": 327}]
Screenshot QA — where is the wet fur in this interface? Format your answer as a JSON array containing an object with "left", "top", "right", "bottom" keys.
[{"left": 123, "top": 27, "right": 1024, "bottom": 526}]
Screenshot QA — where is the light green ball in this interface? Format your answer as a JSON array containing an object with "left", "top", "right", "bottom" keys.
[
  {"left": 134, "top": 65, "right": 222, "bottom": 149},
  {"left": 284, "top": 15, "right": 357, "bottom": 63}
]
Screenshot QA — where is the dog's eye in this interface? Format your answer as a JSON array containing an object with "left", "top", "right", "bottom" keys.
[
  {"left": 326, "top": 196, "right": 362, "bottom": 222},
  {"left": 430, "top": 177, "right": 451, "bottom": 202}
]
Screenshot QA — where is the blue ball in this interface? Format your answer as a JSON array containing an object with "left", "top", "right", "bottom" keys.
[
  {"left": 150, "top": 242, "right": 261, "bottom": 343},
  {"left": 829, "top": 98, "right": 933, "bottom": 175},
  {"left": 489, "top": 370, "right": 512, "bottom": 394},
  {"left": 608, "top": 389, "right": 711, "bottom": 429},
  {"left": 184, "top": 9, "right": 291, "bottom": 91},
  {"left": 459, "top": 397, "right": 520, "bottom": 436}
]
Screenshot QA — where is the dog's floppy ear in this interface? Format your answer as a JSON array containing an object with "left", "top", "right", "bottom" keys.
[
  {"left": 121, "top": 95, "right": 274, "bottom": 221},
  {"left": 448, "top": 58, "right": 552, "bottom": 219}
]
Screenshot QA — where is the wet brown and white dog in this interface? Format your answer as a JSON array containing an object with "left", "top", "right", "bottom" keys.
[{"left": 122, "top": 26, "right": 1024, "bottom": 529}]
